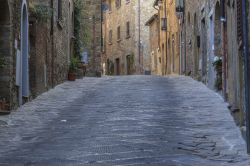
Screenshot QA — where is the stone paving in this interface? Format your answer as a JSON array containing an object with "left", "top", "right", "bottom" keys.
[{"left": 0, "top": 76, "right": 249, "bottom": 166}]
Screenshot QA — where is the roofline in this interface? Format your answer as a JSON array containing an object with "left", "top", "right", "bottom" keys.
[
  {"left": 153, "top": 0, "right": 159, "bottom": 7},
  {"left": 145, "top": 14, "right": 158, "bottom": 26}
]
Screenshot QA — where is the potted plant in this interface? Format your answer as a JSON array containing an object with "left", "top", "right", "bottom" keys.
[
  {"left": 68, "top": 57, "right": 79, "bottom": 81},
  {"left": 0, "top": 57, "right": 6, "bottom": 69},
  {"left": 212, "top": 56, "right": 222, "bottom": 73},
  {"left": 213, "top": 56, "right": 223, "bottom": 90},
  {"left": 0, "top": 99, "right": 10, "bottom": 115}
]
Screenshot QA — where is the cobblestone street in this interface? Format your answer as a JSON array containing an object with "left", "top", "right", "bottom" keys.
[{"left": 0, "top": 76, "right": 249, "bottom": 165}]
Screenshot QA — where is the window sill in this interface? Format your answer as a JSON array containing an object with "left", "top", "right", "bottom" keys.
[
  {"left": 126, "top": 36, "right": 131, "bottom": 39},
  {"left": 109, "top": 42, "right": 112, "bottom": 45},
  {"left": 117, "top": 39, "right": 121, "bottom": 42}
]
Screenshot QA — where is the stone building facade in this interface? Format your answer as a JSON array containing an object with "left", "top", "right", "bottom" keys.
[
  {"left": 102, "top": 0, "right": 136, "bottom": 75},
  {"left": 137, "top": 0, "right": 156, "bottom": 73},
  {"left": 29, "top": 0, "right": 74, "bottom": 98},
  {"left": 179, "top": 0, "right": 250, "bottom": 126},
  {"left": 152, "top": 0, "right": 180, "bottom": 76},
  {"left": 102, "top": 0, "right": 155, "bottom": 75},
  {"left": 0, "top": 0, "right": 75, "bottom": 112},
  {"left": 146, "top": 14, "right": 162, "bottom": 75},
  {"left": 80, "top": 0, "right": 102, "bottom": 76},
  {"left": 0, "top": 0, "right": 29, "bottom": 111}
]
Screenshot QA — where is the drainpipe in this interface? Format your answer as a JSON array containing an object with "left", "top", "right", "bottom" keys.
[
  {"left": 164, "top": 0, "right": 167, "bottom": 75},
  {"left": 242, "top": 0, "right": 250, "bottom": 154},
  {"left": 92, "top": 15, "right": 96, "bottom": 75},
  {"left": 221, "top": 0, "right": 227, "bottom": 100},
  {"left": 138, "top": 0, "right": 141, "bottom": 74},
  {"left": 50, "top": 0, "right": 54, "bottom": 87},
  {"left": 184, "top": 0, "right": 186, "bottom": 74}
]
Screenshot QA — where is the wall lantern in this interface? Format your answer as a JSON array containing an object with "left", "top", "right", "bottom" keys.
[{"left": 220, "top": 0, "right": 226, "bottom": 22}]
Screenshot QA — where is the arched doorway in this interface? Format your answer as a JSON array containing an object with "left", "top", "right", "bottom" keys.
[
  {"left": 0, "top": 0, "right": 10, "bottom": 102},
  {"left": 19, "top": 0, "right": 29, "bottom": 104}
]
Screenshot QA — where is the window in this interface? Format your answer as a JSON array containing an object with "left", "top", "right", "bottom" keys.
[
  {"left": 126, "top": 21, "right": 130, "bottom": 38},
  {"left": 109, "top": 30, "right": 113, "bottom": 44},
  {"left": 101, "top": 36, "right": 105, "bottom": 52},
  {"left": 116, "top": 0, "right": 121, "bottom": 8},
  {"left": 161, "top": 18, "right": 167, "bottom": 30},
  {"left": 109, "top": 0, "right": 112, "bottom": 11},
  {"left": 58, "top": 0, "right": 62, "bottom": 20},
  {"left": 126, "top": 0, "right": 130, "bottom": 4},
  {"left": 117, "top": 26, "right": 121, "bottom": 41}
]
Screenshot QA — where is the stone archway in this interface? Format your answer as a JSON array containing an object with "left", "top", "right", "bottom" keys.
[
  {"left": 0, "top": 0, "right": 11, "bottom": 102},
  {"left": 19, "top": 0, "right": 29, "bottom": 104}
]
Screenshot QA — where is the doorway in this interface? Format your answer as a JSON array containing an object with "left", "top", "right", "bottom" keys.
[
  {"left": 115, "top": 58, "right": 120, "bottom": 75},
  {"left": 20, "top": 0, "right": 29, "bottom": 104}
]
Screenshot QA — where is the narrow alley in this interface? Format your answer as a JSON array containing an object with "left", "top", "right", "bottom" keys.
[{"left": 0, "top": 76, "right": 249, "bottom": 165}]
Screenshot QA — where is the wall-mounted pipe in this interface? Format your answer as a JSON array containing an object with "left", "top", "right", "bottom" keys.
[{"left": 242, "top": 0, "right": 250, "bottom": 154}]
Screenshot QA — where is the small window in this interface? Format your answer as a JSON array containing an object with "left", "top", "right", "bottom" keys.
[
  {"left": 161, "top": 18, "right": 167, "bottom": 30},
  {"left": 116, "top": 0, "right": 121, "bottom": 8},
  {"left": 109, "top": 0, "right": 112, "bottom": 11},
  {"left": 109, "top": 30, "right": 113, "bottom": 44},
  {"left": 126, "top": 21, "right": 130, "bottom": 38},
  {"left": 117, "top": 26, "right": 121, "bottom": 41},
  {"left": 101, "top": 36, "right": 105, "bottom": 52}
]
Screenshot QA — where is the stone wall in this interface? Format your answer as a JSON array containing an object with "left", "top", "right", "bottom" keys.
[
  {"left": 0, "top": 0, "right": 75, "bottom": 110},
  {"left": 0, "top": 0, "right": 22, "bottom": 109},
  {"left": 138, "top": 0, "right": 156, "bottom": 73},
  {"left": 102, "top": 0, "right": 136, "bottom": 75},
  {"left": 155, "top": 0, "right": 180, "bottom": 75},
  {"left": 28, "top": 0, "right": 74, "bottom": 98},
  {"left": 181, "top": 0, "right": 247, "bottom": 126},
  {"left": 102, "top": 0, "right": 156, "bottom": 75},
  {"left": 146, "top": 14, "right": 161, "bottom": 75}
]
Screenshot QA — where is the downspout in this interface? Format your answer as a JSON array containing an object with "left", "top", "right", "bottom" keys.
[
  {"left": 183, "top": 0, "right": 186, "bottom": 74},
  {"left": 221, "top": 0, "right": 227, "bottom": 100},
  {"left": 138, "top": 0, "right": 141, "bottom": 74},
  {"left": 164, "top": 0, "right": 167, "bottom": 75},
  {"left": 242, "top": 0, "right": 250, "bottom": 154},
  {"left": 154, "top": 2, "right": 160, "bottom": 75},
  {"left": 50, "top": 0, "right": 54, "bottom": 87},
  {"left": 101, "top": 0, "right": 104, "bottom": 75}
]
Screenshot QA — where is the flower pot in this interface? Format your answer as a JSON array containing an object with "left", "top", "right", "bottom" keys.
[
  {"left": 68, "top": 72, "right": 76, "bottom": 81},
  {"left": 0, "top": 101, "right": 11, "bottom": 115}
]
